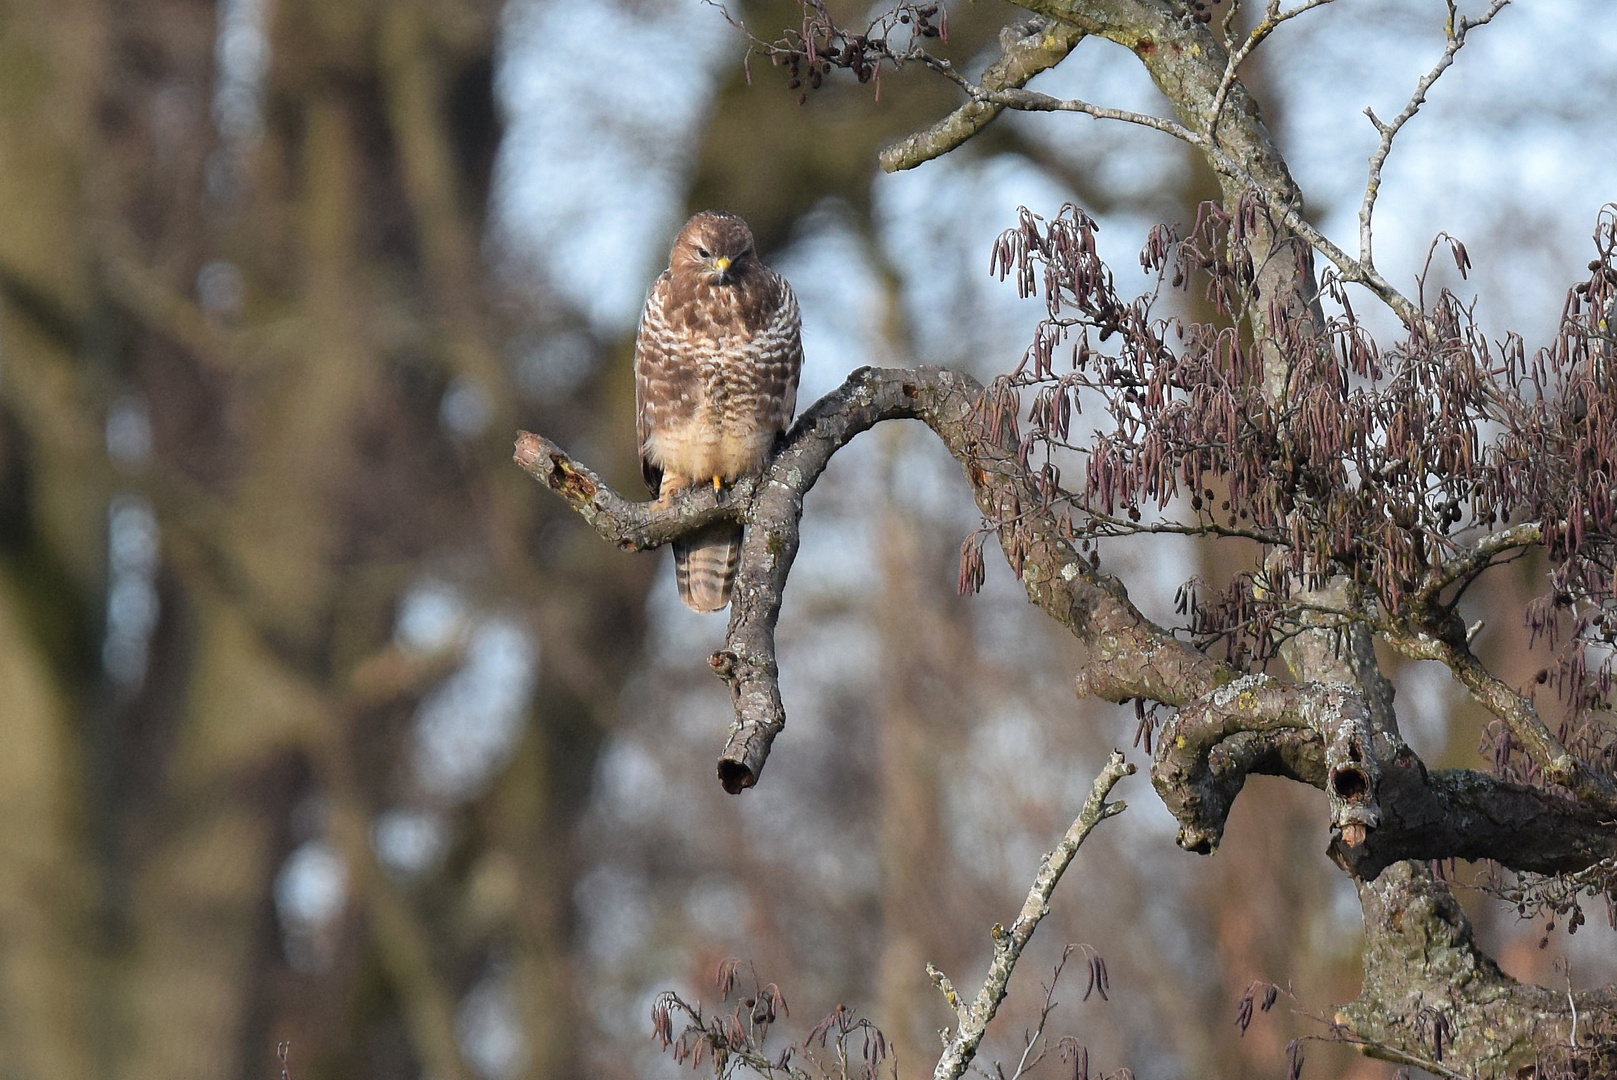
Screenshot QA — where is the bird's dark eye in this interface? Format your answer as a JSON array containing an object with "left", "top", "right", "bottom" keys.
[{"left": 696, "top": 246, "right": 711, "bottom": 259}]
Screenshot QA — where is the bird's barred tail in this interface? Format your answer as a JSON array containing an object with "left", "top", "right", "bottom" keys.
[{"left": 674, "top": 523, "right": 742, "bottom": 613}]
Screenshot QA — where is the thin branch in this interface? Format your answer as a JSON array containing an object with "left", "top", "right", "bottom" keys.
[
  {"left": 1079, "top": 509, "right": 1288, "bottom": 545},
  {"left": 1238, "top": 180, "right": 1422, "bottom": 324},
  {"left": 513, "top": 431, "right": 751, "bottom": 550},
  {"left": 891, "top": 2, "right": 1419, "bottom": 322},
  {"left": 917, "top": 54, "right": 1200, "bottom": 145},
  {"left": 1359, "top": 0, "right": 1512, "bottom": 273},
  {"left": 1417, "top": 520, "right": 1542, "bottom": 601},
  {"left": 931, "top": 751, "right": 1134, "bottom": 1080},
  {"left": 881, "top": 16, "right": 1086, "bottom": 172},
  {"left": 1004, "top": 945, "right": 1092, "bottom": 1080},
  {"left": 1208, "top": 0, "right": 1340, "bottom": 144}
]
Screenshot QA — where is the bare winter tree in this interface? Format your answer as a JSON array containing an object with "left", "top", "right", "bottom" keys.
[{"left": 519, "top": 1, "right": 1617, "bottom": 1076}]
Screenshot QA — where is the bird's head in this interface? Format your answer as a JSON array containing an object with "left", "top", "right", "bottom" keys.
[{"left": 671, "top": 210, "right": 757, "bottom": 287}]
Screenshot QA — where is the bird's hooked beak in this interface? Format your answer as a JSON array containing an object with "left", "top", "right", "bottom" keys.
[{"left": 706, "top": 255, "right": 732, "bottom": 283}]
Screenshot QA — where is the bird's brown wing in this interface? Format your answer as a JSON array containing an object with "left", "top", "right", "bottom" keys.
[
  {"left": 751, "top": 273, "right": 804, "bottom": 442},
  {"left": 633, "top": 269, "right": 702, "bottom": 496}
]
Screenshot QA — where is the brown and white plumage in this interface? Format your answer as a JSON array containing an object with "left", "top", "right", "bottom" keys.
[{"left": 634, "top": 210, "right": 803, "bottom": 612}]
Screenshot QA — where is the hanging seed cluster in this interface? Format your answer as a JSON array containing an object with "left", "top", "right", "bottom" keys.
[
  {"left": 649, "top": 959, "right": 893, "bottom": 1079},
  {"left": 982, "top": 201, "right": 1617, "bottom": 703},
  {"left": 728, "top": 0, "right": 946, "bottom": 105}
]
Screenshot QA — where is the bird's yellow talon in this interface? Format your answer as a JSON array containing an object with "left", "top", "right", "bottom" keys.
[{"left": 712, "top": 476, "right": 722, "bottom": 492}]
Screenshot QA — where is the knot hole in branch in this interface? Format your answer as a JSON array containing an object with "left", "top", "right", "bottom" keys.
[
  {"left": 1331, "top": 765, "right": 1369, "bottom": 801},
  {"left": 718, "top": 760, "right": 757, "bottom": 795}
]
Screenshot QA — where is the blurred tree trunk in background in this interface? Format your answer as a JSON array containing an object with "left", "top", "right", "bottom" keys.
[
  {"left": 0, "top": 0, "right": 651, "bottom": 1077},
  {"left": 874, "top": 434, "right": 968, "bottom": 1074}
]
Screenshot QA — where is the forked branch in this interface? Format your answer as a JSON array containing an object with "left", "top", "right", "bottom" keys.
[
  {"left": 1360, "top": 0, "right": 1513, "bottom": 273},
  {"left": 1150, "top": 673, "right": 1617, "bottom": 878},
  {"left": 930, "top": 750, "right": 1133, "bottom": 1080}
]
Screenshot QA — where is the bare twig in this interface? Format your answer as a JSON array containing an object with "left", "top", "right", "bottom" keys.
[
  {"left": 1359, "top": 0, "right": 1512, "bottom": 274},
  {"left": 930, "top": 750, "right": 1134, "bottom": 1080},
  {"left": 1004, "top": 945, "right": 1103, "bottom": 1080},
  {"left": 1208, "top": 0, "right": 1340, "bottom": 143},
  {"left": 911, "top": 52, "right": 1200, "bottom": 145}
]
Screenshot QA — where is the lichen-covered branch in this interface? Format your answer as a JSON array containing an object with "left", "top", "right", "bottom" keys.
[
  {"left": 1417, "top": 520, "right": 1542, "bottom": 602},
  {"left": 1149, "top": 673, "right": 1617, "bottom": 878},
  {"left": 930, "top": 751, "right": 1133, "bottom": 1080},
  {"left": 513, "top": 431, "right": 752, "bottom": 550},
  {"left": 1345, "top": 861, "right": 1617, "bottom": 1078}
]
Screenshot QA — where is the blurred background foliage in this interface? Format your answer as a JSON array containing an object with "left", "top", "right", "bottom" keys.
[{"left": 0, "top": 0, "right": 1613, "bottom": 1078}]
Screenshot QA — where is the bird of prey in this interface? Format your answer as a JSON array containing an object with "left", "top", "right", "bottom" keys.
[{"left": 633, "top": 210, "right": 803, "bottom": 612}]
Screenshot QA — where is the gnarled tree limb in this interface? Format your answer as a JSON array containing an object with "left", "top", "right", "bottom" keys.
[
  {"left": 519, "top": 365, "right": 1225, "bottom": 790},
  {"left": 513, "top": 431, "right": 752, "bottom": 550},
  {"left": 1149, "top": 673, "right": 1617, "bottom": 878},
  {"left": 1346, "top": 861, "right": 1617, "bottom": 1078}
]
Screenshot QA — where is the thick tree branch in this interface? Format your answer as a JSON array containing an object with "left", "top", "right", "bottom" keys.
[
  {"left": 1345, "top": 861, "right": 1617, "bottom": 1078},
  {"left": 930, "top": 750, "right": 1132, "bottom": 1080},
  {"left": 1149, "top": 672, "right": 1617, "bottom": 877},
  {"left": 518, "top": 366, "right": 1227, "bottom": 791}
]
